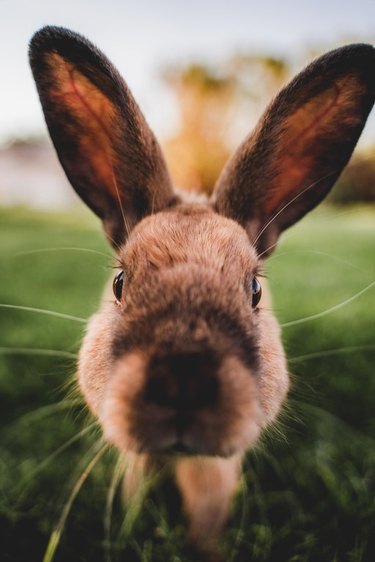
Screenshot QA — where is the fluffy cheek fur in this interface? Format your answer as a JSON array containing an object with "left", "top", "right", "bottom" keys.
[
  {"left": 77, "top": 302, "right": 117, "bottom": 417},
  {"left": 257, "top": 309, "right": 290, "bottom": 424}
]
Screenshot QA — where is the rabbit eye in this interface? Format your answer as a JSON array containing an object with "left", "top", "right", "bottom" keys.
[
  {"left": 113, "top": 271, "right": 124, "bottom": 302},
  {"left": 251, "top": 277, "right": 262, "bottom": 308}
]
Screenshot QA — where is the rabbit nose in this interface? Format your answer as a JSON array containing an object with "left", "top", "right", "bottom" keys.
[{"left": 146, "top": 351, "right": 219, "bottom": 411}]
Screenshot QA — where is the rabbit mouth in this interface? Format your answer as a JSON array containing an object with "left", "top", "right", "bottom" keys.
[
  {"left": 147, "top": 439, "right": 245, "bottom": 459},
  {"left": 151, "top": 441, "right": 201, "bottom": 457},
  {"left": 164, "top": 441, "right": 195, "bottom": 455}
]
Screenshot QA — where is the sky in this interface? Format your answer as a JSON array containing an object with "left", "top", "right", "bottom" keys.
[{"left": 1, "top": 0, "right": 375, "bottom": 143}]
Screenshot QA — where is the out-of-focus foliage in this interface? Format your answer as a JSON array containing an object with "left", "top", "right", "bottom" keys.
[
  {"left": 162, "top": 55, "right": 289, "bottom": 194},
  {"left": 162, "top": 52, "right": 375, "bottom": 203},
  {"left": 162, "top": 64, "right": 234, "bottom": 193},
  {"left": 1, "top": 207, "right": 375, "bottom": 561},
  {"left": 330, "top": 152, "right": 375, "bottom": 204}
]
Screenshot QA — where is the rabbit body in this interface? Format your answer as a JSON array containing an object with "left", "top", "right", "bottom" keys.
[{"left": 29, "top": 27, "right": 375, "bottom": 548}]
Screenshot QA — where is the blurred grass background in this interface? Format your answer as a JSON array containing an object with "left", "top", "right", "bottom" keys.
[
  {"left": 0, "top": 204, "right": 374, "bottom": 562},
  {"left": 2, "top": 4, "right": 375, "bottom": 560}
]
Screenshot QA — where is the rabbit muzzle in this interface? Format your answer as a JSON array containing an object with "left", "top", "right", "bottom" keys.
[
  {"left": 102, "top": 349, "right": 263, "bottom": 458},
  {"left": 97, "top": 266, "right": 264, "bottom": 457}
]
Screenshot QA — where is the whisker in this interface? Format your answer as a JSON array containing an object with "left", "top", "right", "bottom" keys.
[
  {"left": 0, "top": 347, "right": 77, "bottom": 359},
  {"left": 8, "top": 399, "right": 81, "bottom": 427},
  {"left": 257, "top": 230, "right": 300, "bottom": 259},
  {"left": 43, "top": 441, "right": 109, "bottom": 562},
  {"left": 16, "top": 247, "right": 112, "bottom": 259},
  {"left": 0, "top": 303, "right": 87, "bottom": 323},
  {"left": 112, "top": 256, "right": 123, "bottom": 269},
  {"left": 281, "top": 280, "right": 375, "bottom": 328},
  {"left": 267, "top": 249, "right": 366, "bottom": 272},
  {"left": 289, "top": 345, "right": 375, "bottom": 363},
  {"left": 104, "top": 231, "right": 122, "bottom": 252},
  {"left": 254, "top": 172, "right": 335, "bottom": 247},
  {"left": 304, "top": 250, "right": 365, "bottom": 271},
  {"left": 289, "top": 399, "right": 375, "bottom": 447},
  {"left": 112, "top": 175, "right": 131, "bottom": 240},
  {"left": 258, "top": 239, "right": 281, "bottom": 259}
]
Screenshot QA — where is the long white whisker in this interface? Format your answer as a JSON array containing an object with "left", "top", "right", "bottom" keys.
[
  {"left": 0, "top": 347, "right": 77, "bottom": 359},
  {"left": 291, "top": 400, "right": 375, "bottom": 447},
  {"left": 289, "top": 345, "right": 375, "bottom": 363},
  {"left": 0, "top": 303, "right": 86, "bottom": 323},
  {"left": 254, "top": 172, "right": 335, "bottom": 247},
  {"left": 257, "top": 240, "right": 280, "bottom": 258},
  {"left": 16, "top": 247, "right": 111, "bottom": 258},
  {"left": 269, "top": 249, "right": 365, "bottom": 272},
  {"left": 104, "top": 231, "right": 122, "bottom": 252},
  {"left": 9, "top": 400, "right": 81, "bottom": 427},
  {"left": 282, "top": 281, "right": 375, "bottom": 328},
  {"left": 112, "top": 175, "right": 131, "bottom": 239},
  {"left": 258, "top": 229, "right": 299, "bottom": 259}
]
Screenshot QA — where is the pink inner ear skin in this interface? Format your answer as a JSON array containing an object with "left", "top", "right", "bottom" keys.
[
  {"left": 285, "top": 83, "right": 341, "bottom": 150},
  {"left": 67, "top": 67, "right": 112, "bottom": 138},
  {"left": 264, "top": 76, "right": 362, "bottom": 217},
  {"left": 48, "top": 53, "right": 118, "bottom": 197}
]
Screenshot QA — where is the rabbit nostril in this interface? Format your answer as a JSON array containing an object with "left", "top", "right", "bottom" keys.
[{"left": 145, "top": 351, "right": 220, "bottom": 411}]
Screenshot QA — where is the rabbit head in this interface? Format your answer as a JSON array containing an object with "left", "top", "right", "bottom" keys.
[{"left": 29, "top": 27, "right": 375, "bottom": 461}]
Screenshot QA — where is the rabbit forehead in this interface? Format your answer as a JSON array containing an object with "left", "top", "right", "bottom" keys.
[{"left": 120, "top": 204, "right": 258, "bottom": 271}]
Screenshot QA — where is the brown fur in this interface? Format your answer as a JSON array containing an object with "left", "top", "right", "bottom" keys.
[
  {"left": 76, "top": 203, "right": 289, "bottom": 545},
  {"left": 80, "top": 207, "right": 287, "bottom": 454},
  {"left": 47, "top": 53, "right": 118, "bottom": 196},
  {"left": 29, "top": 27, "right": 375, "bottom": 554}
]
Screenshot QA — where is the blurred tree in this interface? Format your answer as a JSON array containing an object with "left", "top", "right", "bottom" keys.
[
  {"left": 162, "top": 49, "right": 375, "bottom": 202},
  {"left": 223, "top": 54, "right": 289, "bottom": 143},
  {"left": 162, "top": 64, "right": 234, "bottom": 193},
  {"left": 162, "top": 55, "right": 289, "bottom": 194},
  {"left": 329, "top": 152, "right": 375, "bottom": 204}
]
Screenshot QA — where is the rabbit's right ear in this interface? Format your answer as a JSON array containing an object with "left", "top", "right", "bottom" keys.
[
  {"left": 213, "top": 44, "right": 375, "bottom": 256},
  {"left": 29, "top": 26, "right": 177, "bottom": 248}
]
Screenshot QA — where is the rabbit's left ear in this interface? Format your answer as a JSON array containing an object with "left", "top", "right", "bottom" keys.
[
  {"left": 213, "top": 44, "right": 375, "bottom": 256},
  {"left": 29, "top": 26, "right": 177, "bottom": 247}
]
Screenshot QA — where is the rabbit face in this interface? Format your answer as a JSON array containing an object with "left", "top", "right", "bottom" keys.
[
  {"left": 29, "top": 26, "right": 375, "bottom": 548},
  {"left": 29, "top": 27, "right": 375, "bottom": 460},
  {"left": 78, "top": 204, "right": 289, "bottom": 457}
]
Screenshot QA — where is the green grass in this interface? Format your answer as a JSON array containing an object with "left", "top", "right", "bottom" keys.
[{"left": 0, "top": 205, "right": 374, "bottom": 562}]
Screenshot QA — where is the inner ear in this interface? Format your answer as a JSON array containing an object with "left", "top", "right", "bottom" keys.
[
  {"left": 48, "top": 53, "right": 118, "bottom": 202},
  {"left": 212, "top": 44, "right": 375, "bottom": 257},
  {"left": 262, "top": 76, "right": 363, "bottom": 220},
  {"left": 29, "top": 26, "right": 178, "bottom": 249}
]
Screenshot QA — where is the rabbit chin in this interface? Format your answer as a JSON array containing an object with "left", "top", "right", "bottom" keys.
[{"left": 99, "top": 352, "right": 266, "bottom": 459}]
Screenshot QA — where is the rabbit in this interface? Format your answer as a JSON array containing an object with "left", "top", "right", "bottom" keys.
[{"left": 29, "top": 26, "right": 375, "bottom": 551}]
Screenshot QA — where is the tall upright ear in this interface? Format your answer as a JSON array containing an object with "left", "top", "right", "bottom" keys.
[
  {"left": 212, "top": 44, "right": 375, "bottom": 256},
  {"left": 29, "top": 26, "right": 178, "bottom": 248}
]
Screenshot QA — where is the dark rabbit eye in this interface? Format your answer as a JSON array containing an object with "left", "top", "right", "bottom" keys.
[
  {"left": 251, "top": 277, "right": 262, "bottom": 308},
  {"left": 113, "top": 271, "right": 124, "bottom": 302}
]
